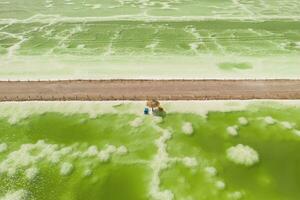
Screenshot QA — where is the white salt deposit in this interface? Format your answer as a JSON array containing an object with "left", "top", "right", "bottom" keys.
[
  {"left": 130, "top": 117, "right": 143, "bottom": 127},
  {"left": 97, "top": 144, "right": 128, "bottom": 161},
  {"left": 163, "top": 130, "right": 172, "bottom": 140},
  {"left": 116, "top": 146, "right": 128, "bottom": 155},
  {"left": 238, "top": 117, "right": 248, "bottom": 125},
  {"left": 83, "top": 168, "right": 93, "bottom": 177},
  {"left": 0, "top": 102, "right": 123, "bottom": 125},
  {"left": 0, "top": 140, "right": 127, "bottom": 178},
  {"left": 39, "top": 144, "right": 59, "bottom": 158},
  {"left": 227, "top": 144, "right": 259, "bottom": 166},
  {"left": 76, "top": 44, "right": 85, "bottom": 49},
  {"left": 150, "top": 124, "right": 174, "bottom": 200},
  {"left": 215, "top": 180, "right": 226, "bottom": 190},
  {"left": 49, "top": 152, "right": 61, "bottom": 164},
  {"left": 89, "top": 112, "right": 98, "bottom": 119},
  {"left": 205, "top": 166, "right": 217, "bottom": 176},
  {"left": 71, "top": 151, "right": 81, "bottom": 160},
  {"left": 227, "top": 126, "right": 239, "bottom": 136},
  {"left": 98, "top": 151, "right": 110, "bottom": 162},
  {"left": 83, "top": 146, "right": 98, "bottom": 157},
  {"left": 153, "top": 116, "right": 163, "bottom": 124},
  {"left": 60, "top": 162, "right": 73, "bottom": 176},
  {"left": 295, "top": 42, "right": 300, "bottom": 49},
  {"left": 0, "top": 143, "right": 44, "bottom": 175},
  {"left": 1, "top": 101, "right": 300, "bottom": 124},
  {"left": 36, "top": 140, "right": 46, "bottom": 146},
  {"left": 293, "top": 130, "right": 300, "bottom": 137},
  {"left": 105, "top": 145, "right": 117, "bottom": 154},
  {"left": 0, "top": 189, "right": 28, "bottom": 200},
  {"left": 92, "top": 4, "right": 101, "bottom": 9},
  {"left": 228, "top": 191, "right": 243, "bottom": 200},
  {"left": 280, "top": 121, "right": 294, "bottom": 129},
  {"left": 0, "top": 143, "right": 8, "bottom": 153},
  {"left": 264, "top": 116, "right": 276, "bottom": 125},
  {"left": 7, "top": 168, "right": 17, "bottom": 177},
  {"left": 25, "top": 167, "right": 39, "bottom": 180},
  {"left": 163, "top": 100, "right": 289, "bottom": 117},
  {"left": 181, "top": 122, "right": 193, "bottom": 135},
  {"left": 59, "top": 147, "right": 73, "bottom": 155},
  {"left": 182, "top": 157, "right": 198, "bottom": 168},
  {"left": 152, "top": 190, "right": 174, "bottom": 200},
  {"left": 7, "top": 116, "right": 19, "bottom": 125}
]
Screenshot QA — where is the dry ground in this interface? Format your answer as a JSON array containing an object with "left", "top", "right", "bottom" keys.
[{"left": 0, "top": 80, "right": 299, "bottom": 101}]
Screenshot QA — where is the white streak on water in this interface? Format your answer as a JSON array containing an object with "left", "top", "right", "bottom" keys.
[
  {"left": 209, "top": 33, "right": 226, "bottom": 55},
  {"left": 149, "top": 124, "right": 174, "bottom": 200},
  {"left": 48, "top": 25, "right": 83, "bottom": 54},
  {"left": 1, "top": 23, "right": 54, "bottom": 59},
  {"left": 149, "top": 122, "right": 198, "bottom": 200},
  {"left": 231, "top": 0, "right": 255, "bottom": 16},
  {"left": 2, "top": 14, "right": 300, "bottom": 25},
  {"left": 184, "top": 25, "right": 204, "bottom": 55},
  {"left": 103, "top": 30, "right": 121, "bottom": 56}
]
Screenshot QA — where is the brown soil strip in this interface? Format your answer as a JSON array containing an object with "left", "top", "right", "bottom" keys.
[{"left": 0, "top": 80, "right": 299, "bottom": 101}]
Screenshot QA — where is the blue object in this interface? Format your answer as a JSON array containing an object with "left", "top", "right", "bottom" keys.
[{"left": 144, "top": 108, "right": 149, "bottom": 115}]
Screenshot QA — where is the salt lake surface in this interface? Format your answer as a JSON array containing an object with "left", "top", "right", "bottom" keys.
[
  {"left": 0, "top": 0, "right": 300, "bottom": 79},
  {"left": 0, "top": 101, "right": 300, "bottom": 200}
]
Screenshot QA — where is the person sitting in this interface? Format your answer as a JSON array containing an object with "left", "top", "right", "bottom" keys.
[
  {"left": 144, "top": 107, "right": 149, "bottom": 115},
  {"left": 153, "top": 106, "right": 166, "bottom": 117}
]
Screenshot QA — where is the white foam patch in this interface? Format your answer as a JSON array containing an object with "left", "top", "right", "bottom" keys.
[
  {"left": 130, "top": 117, "right": 143, "bottom": 127},
  {"left": 264, "top": 116, "right": 276, "bottom": 125},
  {"left": 7, "top": 116, "right": 19, "bottom": 125},
  {"left": 151, "top": 189, "right": 174, "bottom": 200},
  {"left": 228, "top": 191, "right": 243, "bottom": 200},
  {"left": 215, "top": 180, "right": 226, "bottom": 190},
  {"left": 76, "top": 44, "right": 85, "bottom": 49},
  {"left": 150, "top": 124, "right": 174, "bottom": 200},
  {"left": 49, "top": 152, "right": 61, "bottom": 164},
  {"left": 71, "top": 151, "right": 81, "bottom": 160},
  {"left": 181, "top": 122, "right": 193, "bottom": 135},
  {"left": 0, "top": 143, "right": 8, "bottom": 153},
  {"left": 0, "top": 102, "right": 132, "bottom": 124},
  {"left": 227, "top": 126, "right": 239, "bottom": 136},
  {"left": 82, "top": 146, "right": 98, "bottom": 157},
  {"left": 184, "top": 25, "right": 203, "bottom": 54},
  {"left": 0, "top": 140, "right": 56, "bottom": 176},
  {"left": 0, "top": 140, "right": 127, "bottom": 177},
  {"left": 182, "top": 157, "right": 198, "bottom": 168},
  {"left": 0, "top": 101, "right": 300, "bottom": 123},
  {"left": 280, "top": 121, "right": 294, "bottom": 129},
  {"left": 227, "top": 144, "right": 259, "bottom": 166},
  {"left": 83, "top": 168, "right": 92, "bottom": 177},
  {"left": 60, "top": 162, "right": 73, "bottom": 176},
  {"left": 238, "top": 117, "right": 248, "bottom": 125},
  {"left": 116, "top": 145, "right": 128, "bottom": 155},
  {"left": 205, "top": 166, "right": 217, "bottom": 176},
  {"left": 92, "top": 4, "right": 101, "bottom": 9},
  {"left": 145, "top": 40, "right": 159, "bottom": 51},
  {"left": 2, "top": 13, "right": 300, "bottom": 25},
  {"left": 25, "top": 167, "right": 39, "bottom": 180},
  {"left": 59, "top": 146, "right": 73, "bottom": 155},
  {"left": 97, "top": 152, "right": 109, "bottom": 162},
  {"left": 0, "top": 189, "right": 29, "bottom": 200},
  {"left": 98, "top": 145, "right": 116, "bottom": 162},
  {"left": 96, "top": 144, "right": 128, "bottom": 162},
  {"left": 152, "top": 116, "right": 163, "bottom": 124},
  {"left": 293, "top": 130, "right": 300, "bottom": 137}
]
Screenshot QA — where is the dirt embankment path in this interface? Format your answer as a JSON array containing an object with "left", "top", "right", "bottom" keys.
[{"left": 0, "top": 80, "right": 299, "bottom": 101}]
